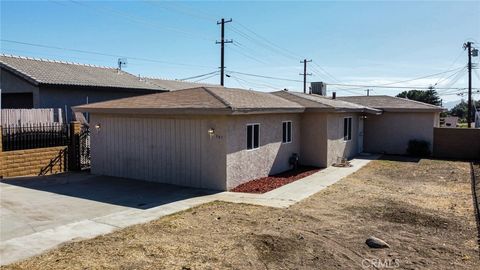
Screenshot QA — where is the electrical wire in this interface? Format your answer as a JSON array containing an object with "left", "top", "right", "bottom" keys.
[
  {"left": 179, "top": 71, "right": 219, "bottom": 81},
  {"left": 193, "top": 73, "right": 218, "bottom": 83},
  {"left": 67, "top": 0, "right": 215, "bottom": 42},
  {"left": 433, "top": 50, "right": 464, "bottom": 86},
  {"left": 228, "top": 74, "right": 283, "bottom": 90},
  {"left": 326, "top": 83, "right": 476, "bottom": 90},
  {"left": 1, "top": 39, "right": 217, "bottom": 69},
  {"left": 226, "top": 70, "right": 305, "bottom": 83}
]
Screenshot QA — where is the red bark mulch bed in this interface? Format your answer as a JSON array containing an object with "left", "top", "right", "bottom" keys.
[{"left": 231, "top": 166, "right": 322, "bottom": 194}]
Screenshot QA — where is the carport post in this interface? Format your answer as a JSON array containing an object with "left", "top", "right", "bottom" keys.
[{"left": 68, "top": 121, "right": 81, "bottom": 171}]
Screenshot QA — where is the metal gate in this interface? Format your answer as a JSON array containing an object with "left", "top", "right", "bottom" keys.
[{"left": 79, "top": 124, "right": 90, "bottom": 169}]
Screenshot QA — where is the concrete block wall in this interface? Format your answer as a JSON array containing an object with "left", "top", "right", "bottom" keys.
[
  {"left": 0, "top": 126, "right": 68, "bottom": 178},
  {"left": 0, "top": 146, "right": 67, "bottom": 178}
]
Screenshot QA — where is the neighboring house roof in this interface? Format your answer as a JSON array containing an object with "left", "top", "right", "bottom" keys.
[
  {"left": 272, "top": 90, "right": 381, "bottom": 114},
  {"left": 337, "top": 95, "right": 444, "bottom": 112},
  {"left": 74, "top": 87, "right": 304, "bottom": 115},
  {"left": 0, "top": 54, "right": 164, "bottom": 91},
  {"left": 144, "top": 77, "right": 219, "bottom": 91}
]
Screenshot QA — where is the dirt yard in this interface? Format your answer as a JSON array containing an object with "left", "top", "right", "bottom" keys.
[{"left": 3, "top": 157, "right": 479, "bottom": 269}]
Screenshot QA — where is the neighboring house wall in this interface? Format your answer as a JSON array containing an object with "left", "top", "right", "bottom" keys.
[
  {"left": 326, "top": 113, "right": 359, "bottom": 166},
  {"left": 0, "top": 68, "right": 160, "bottom": 119},
  {"left": 89, "top": 114, "right": 228, "bottom": 190},
  {"left": 225, "top": 113, "right": 301, "bottom": 189},
  {"left": 0, "top": 68, "right": 40, "bottom": 108},
  {"left": 299, "top": 112, "right": 328, "bottom": 168},
  {"left": 363, "top": 112, "right": 438, "bottom": 155},
  {"left": 39, "top": 87, "right": 157, "bottom": 121}
]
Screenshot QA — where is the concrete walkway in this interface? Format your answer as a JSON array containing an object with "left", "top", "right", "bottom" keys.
[{"left": 0, "top": 155, "right": 377, "bottom": 265}]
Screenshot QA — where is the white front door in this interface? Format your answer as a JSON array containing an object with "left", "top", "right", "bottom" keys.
[{"left": 358, "top": 116, "right": 364, "bottom": 153}]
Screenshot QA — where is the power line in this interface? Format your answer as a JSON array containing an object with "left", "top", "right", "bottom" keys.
[
  {"left": 226, "top": 70, "right": 305, "bottom": 83},
  {"left": 228, "top": 74, "right": 283, "bottom": 90},
  {"left": 67, "top": 0, "right": 215, "bottom": 42},
  {"left": 433, "top": 49, "right": 464, "bottom": 86},
  {"left": 193, "top": 73, "right": 218, "bottom": 82},
  {"left": 230, "top": 43, "right": 269, "bottom": 65},
  {"left": 0, "top": 39, "right": 216, "bottom": 69},
  {"left": 326, "top": 82, "right": 475, "bottom": 90},
  {"left": 179, "top": 70, "right": 219, "bottom": 81}
]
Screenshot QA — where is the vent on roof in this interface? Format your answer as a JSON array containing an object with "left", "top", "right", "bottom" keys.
[{"left": 311, "top": 82, "right": 327, "bottom": 96}]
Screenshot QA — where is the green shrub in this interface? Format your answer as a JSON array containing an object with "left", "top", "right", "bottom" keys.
[{"left": 406, "top": 140, "right": 431, "bottom": 157}]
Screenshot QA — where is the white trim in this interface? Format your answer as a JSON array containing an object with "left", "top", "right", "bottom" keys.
[
  {"left": 246, "top": 123, "right": 260, "bottom": 151},
  {"left": 282, "top": 120, "right": 293, "bottom": 144}
]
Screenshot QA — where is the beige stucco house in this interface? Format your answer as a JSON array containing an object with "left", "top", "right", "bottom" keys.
[
  {"left": 75, "top": 87, "right": 442, "bottom": 190},
  {"left": 338, "top": 96, "right": 443, "bottom": 154}
]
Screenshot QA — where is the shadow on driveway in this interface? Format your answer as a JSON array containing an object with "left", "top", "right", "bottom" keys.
[{"left": 1, "top": 172, "right": 219, "bottom": 210}]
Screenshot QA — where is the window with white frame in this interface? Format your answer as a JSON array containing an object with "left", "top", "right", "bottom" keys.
[
  {"left": 247, "top": 124, "right": 260, "bottom": 150},
  {"left": 343, "top": 117, "right": 352, "bottom": 141},
  {"left": 282, "top": 121, "right": 292, "bottom": 143}
]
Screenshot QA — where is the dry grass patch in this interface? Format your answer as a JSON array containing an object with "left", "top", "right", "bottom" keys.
[{"left": 3, "top": 156, "right": 478, "bottom": 270}]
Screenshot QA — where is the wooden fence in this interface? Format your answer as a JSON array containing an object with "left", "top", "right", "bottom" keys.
[
  {"left": 1, "top": 108, "right": 63, "bottom": 126},
  {"left": 433, "top": 127, "right": 480, "bottom": 160}
]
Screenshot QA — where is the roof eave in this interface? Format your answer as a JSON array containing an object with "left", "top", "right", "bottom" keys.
[
  {"left": 231, "top": 108, "right": 305, "bottom": 115},
  {"left": 381, "top": 108, "right": 445, "bottom": 113}
]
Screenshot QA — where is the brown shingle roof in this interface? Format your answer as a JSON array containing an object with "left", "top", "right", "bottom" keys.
[
  {"left": 0, "top": 54, "right": 163, "bottom": 91},
  {"left": 74, "top": 87, "right": 304, "bottom": 115},
  {"left": 272, "top": 91, "right": 381, "bottom": 114},
  {"left": 144, "top": 77, "right": 219, "bottom": 91},
  {"left": 337, "top": 95, "right": 444, "bottom": 112}
]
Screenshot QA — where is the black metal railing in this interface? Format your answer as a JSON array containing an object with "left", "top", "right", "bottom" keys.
[{"left": 1, "top": 123, "right": 69, "bottom": 151}]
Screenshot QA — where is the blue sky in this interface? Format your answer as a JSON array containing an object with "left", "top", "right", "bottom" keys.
[{"left": 1, "top": 1, "right": 479, "bottom": 102}]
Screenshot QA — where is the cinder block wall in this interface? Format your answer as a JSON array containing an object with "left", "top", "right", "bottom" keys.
[
  {"left": 0, "top": 126, "right": 68, "bottom": 178},
  {"left": 0, "top": 147, "right": 67, "bottom": 178}
]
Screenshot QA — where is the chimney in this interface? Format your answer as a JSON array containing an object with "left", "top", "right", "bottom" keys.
[
  {"left": 310, "top": 82, "right": 327, "bottom": 96},
  {"left": 332, "top": 92, "right": 336, "bottom": 99}
]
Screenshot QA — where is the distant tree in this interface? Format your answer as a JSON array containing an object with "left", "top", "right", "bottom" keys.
[
  {"left": 449, "top": 99, "right": 480, "bottom": 122},
  {"left": 396, "top": 87, "right": 442, "bottom": 106}
]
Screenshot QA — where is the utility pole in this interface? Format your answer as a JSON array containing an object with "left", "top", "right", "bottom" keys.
[
  {"left": 464, "top": 41, "right": 474, "bottom": 128},
  {"left": 216, "top": 18, "right": 232, "bottom": 86},
  {"left": 365, "top": 89, "right": 372, "bottom": 96},
  {"left": 300, "top": 59, "right": 312, "bottom": 93}
]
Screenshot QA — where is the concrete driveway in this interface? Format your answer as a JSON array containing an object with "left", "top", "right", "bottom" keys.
[{"left": 0, "top": 172, "right": 215, "bottom": 242}]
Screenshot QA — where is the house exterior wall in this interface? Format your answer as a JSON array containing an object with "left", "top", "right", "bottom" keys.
[
  {"left": 89, "top": 113, "right": 228, "bottom": 190},
  {"left": 225, "top": 113, "right": 301, "bottom": 190},
  {"left": 363, "top": 112, "right": 438, "bottom": 155},
  {"left": 299, "top": 112, "right": 328, "bottom": 167},
  {"left": 326, "top": 113, "right": 360, "bottom": 166},
  {"left": 0, "top": 68, "right": 40, "bottom": 108}
]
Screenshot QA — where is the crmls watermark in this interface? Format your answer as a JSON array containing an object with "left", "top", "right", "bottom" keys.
[{"left": 361, "top": 258, "right": 400, "bottom": 269}]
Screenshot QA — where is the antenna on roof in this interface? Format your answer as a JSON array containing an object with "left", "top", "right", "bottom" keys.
[{"left": 117, "top": 58, "right": 127, "bottom": 70}]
